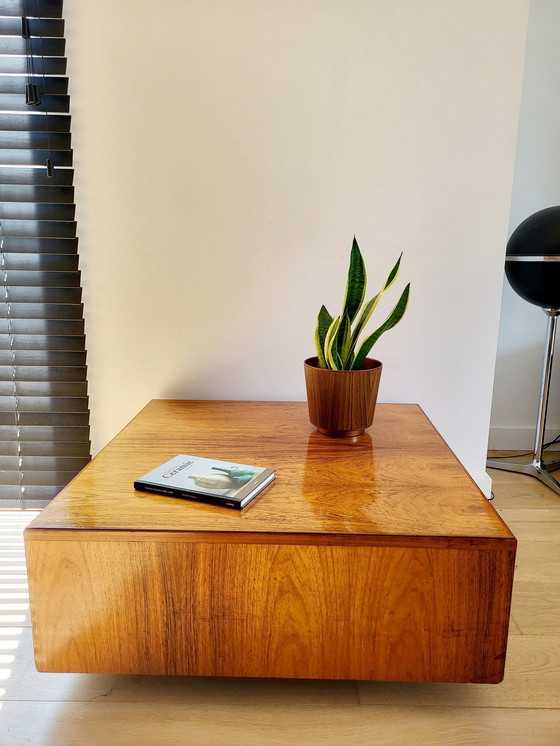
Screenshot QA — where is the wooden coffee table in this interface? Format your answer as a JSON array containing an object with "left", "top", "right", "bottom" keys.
[{"left": 25, "top": 400, "right": 516, "bottom": 682}]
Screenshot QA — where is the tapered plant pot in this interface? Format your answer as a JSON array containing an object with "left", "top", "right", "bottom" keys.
[{"left": 304, "top": 356, "right": 383, "bottom": 437}]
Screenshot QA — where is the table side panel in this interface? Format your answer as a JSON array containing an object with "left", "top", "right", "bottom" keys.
[{"left": 25, "top": 534, "right": 515, "bottom": 683}]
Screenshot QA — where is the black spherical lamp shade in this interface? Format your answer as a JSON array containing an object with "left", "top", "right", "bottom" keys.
[{"left": 506, "top": 206, "right": 560, "bottom": 308}]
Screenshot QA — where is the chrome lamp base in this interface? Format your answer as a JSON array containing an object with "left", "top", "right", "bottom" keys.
[
  {"left": 486, "top": 456, "right": 560, "bottom": 495},
  {"left": 487, "top": 309, "right": 560, "bottom": 496}
]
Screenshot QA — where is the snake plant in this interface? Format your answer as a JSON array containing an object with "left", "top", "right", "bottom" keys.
[{"left": 314, "top": 238, "right": 410, "bottom": 370}]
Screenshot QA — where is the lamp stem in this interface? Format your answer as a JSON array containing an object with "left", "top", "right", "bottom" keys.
[{"left": 533, "top": 309, "right": 560, "bottom": 465}]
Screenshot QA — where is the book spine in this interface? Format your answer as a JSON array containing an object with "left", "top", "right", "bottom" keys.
[{"left": 133, "top": 481, "right": 243, "bottom": 510}]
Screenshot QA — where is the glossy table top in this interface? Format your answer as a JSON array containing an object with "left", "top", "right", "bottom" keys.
[{"left": 28, "top": 400, "right": 513, "bottom": 542}]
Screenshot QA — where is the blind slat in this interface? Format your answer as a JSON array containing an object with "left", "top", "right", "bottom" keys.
[
  {"left": 0, "top": 221, "right": 76, "bottom": 239},
  {"left": 0, "top": 113, "right": 70, "bottom": 132},
  {"left": 0, "top": 411, "right": 89, "bottom": 426},
  {"left": 0, "top": 335, "right": 85, "bottom": 351},
  {"left": 0, "top": 57, "right": 66, "bottom": 75},
  {"left": 0, "top": 76, "right": 68, "bottom": 96},
  {"left": 0, "top": 167, "right": 73, "bottom": 185},
  {"left": 0, "top": 219, "right": 76, "bottom": 237},
  {"left": 0, "top": 318, "right": 83, "bottom": 333},
  {"left": 0, "top": 287, "right": 82, "bottom": 303},
  {"left": 0, "top": 364, "right": 87, "bottom": 380},
  {"left": 0, "top": 131, "right": 71, "bottom": 150},
  {"left": 0, "top": 381, "right": 86, "bottom": 396},
  {"left": 0, "top": 150, "right": 72, "bottom": 167},
  {"left": 0, "top": 253, "right": 78, "bottom": 271},
  {"left": 0, "top": 185, "right": 73, "bottom": 203},
  {"left": 0, "top": 38, "right": 65, "bottom": 57},
  {"left": 0, "top": 18, "right": 64, "bottom": 37},
  {"left": 0, "top": 486, "right": 64, "bottom": 508},
  {"left": 0, "top": 93, "right": 69, "bottom": 114},
  {"left": 0, "top": 424, "right": 89, "bottom": 441},
  {"left": 0, "top": 455, "right": 89, "bottom": 471},
  {"left": 0, "top": 350, "right": 86, "bottom": 365},
  {"left": 0, "top": 440, "right": 90, "bottom": 456},
  {"left": 0, "top": 396, "right": 88, "bottom": 412},
  {"left": 0, "top": 501, "right": 51, "bottom": 507},
  {"left": 0, "top": 0, "right": 64, "bottom": 18},
  {"left": 0, "top": 469, "right": 84, "bottom": 485},
  {"left": 0, "top": 303, "right": 83, "bottom": 320},
  {"left": 0, "top": 237, "right": 77, "bottom": 253},
  {"left": 0, "top": 203, "right": 75, "bottom": 221},
  {"left": 0, "top": 270, "right": 80, "bottom": 286}
]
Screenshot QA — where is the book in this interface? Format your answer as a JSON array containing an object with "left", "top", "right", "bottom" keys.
[{"left": 134, "top": 454, "right": 275, "bottom": 510}]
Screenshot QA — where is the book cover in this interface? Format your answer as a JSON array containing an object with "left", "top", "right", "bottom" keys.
[{"left": 134, "top": 454, "right": 275, "bottom": 509}]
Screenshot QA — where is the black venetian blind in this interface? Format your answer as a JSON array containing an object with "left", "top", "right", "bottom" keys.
[{"left": 0, "top": 0, "right": 90, "bottom": 508}]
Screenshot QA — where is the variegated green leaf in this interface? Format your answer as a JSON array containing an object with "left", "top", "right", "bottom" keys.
[
  {"left": 351, "top": 283, "right": 410, "bottom": 370},
  {"left": 338, "top": 312, "right": 352, "bottom": 367},
  {"left": 341, "top": 237, "right": 366, "bottom": 324},
  {"left": 324, "top": 316, "right": 341, "bottom": 370},
  {"left": 383, "top": 253, "right": 402, "bottom": 292},
  {"left": 348, "top": 292, "right": 381, "bottom": 359},
  {"left": 348, "top": 254, "right": 404, "bottom": 359},
  {"left": 314, "top": 305, "right": 332, "bottom": 368}
]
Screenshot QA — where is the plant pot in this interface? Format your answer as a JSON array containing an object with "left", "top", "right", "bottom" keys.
[{"left": 304, "top": 356, "right": 382, "bottom": 437}]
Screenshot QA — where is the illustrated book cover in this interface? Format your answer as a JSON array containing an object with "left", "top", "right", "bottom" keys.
[{"left": 134, "top": 454, "right": 275, "bottom": 509}]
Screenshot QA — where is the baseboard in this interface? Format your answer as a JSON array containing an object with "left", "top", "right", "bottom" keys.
[{"left": 488, "top": 426, "right": 560, "bottom": 451}]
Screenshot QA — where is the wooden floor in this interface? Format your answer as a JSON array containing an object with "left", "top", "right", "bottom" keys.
[{"left": 1, "top": 462, "right": 559, "bottom": 745}]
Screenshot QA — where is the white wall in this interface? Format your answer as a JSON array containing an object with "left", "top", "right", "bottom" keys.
[
  {"left": 65, "top": 0, "right": 529, "bottom": 493},
  {"left": 490, "top": 0, "right": 560, "bottom": 450}
]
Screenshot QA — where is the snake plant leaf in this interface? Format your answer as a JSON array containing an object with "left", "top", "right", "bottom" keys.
[
  {"left": 384, "top": 252, "right": 402, "bottom": 292},
  {"left": 314, "top": 305, "right": 333, "bottom": 368},
  {"left": 348, "top": 292, "right": 381, "bottom": 358},
  {"left": 351, "top": 283, "right": 410, "bottom": 370},
  {"left": 348, "top": 253, "right": 404, "bottom": 356},
  {"left": 342, "top": 237, "right": 367, "bottom": 324},
  {"left": 324, "top": 316, "right": 341, "bottom": 370},
  {"left": 338, "top": 312, "right": 353, "bottom": 368}
]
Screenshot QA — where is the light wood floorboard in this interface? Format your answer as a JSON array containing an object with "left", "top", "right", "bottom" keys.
[
  {"left": 1, "top": 702, "right": 560, "bottom": 746},
  {"left": 1, "top": 460, "right": 559, "bottom": 745},
  {"left": 504, "top": 520, "right": 560, "bottom": 541},
  {"left": 358, "top": 635, "right": 560, "bottom": 708},
  {"left": 512, "top": 582, "right": 560, "bottom": 635},
  {"left": 512, "top": 541, "right": 560, "bottom": 582},
  {"left": 497, "top": 508, "right": 560, "bottom": 523}
]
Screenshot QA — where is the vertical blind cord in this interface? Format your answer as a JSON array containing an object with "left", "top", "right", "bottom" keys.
[
  {"left": 23, "top": 2, "right": 54, "bottom": 176},
  {"left": 23, "top": 0, "right": 40, "bottom": 107},
  {"left": 35, "top": 8, "right": 54, "bottom": 177}
]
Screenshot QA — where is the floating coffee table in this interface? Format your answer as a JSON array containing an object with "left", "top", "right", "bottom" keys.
[{"left": 25, "top": 401, "right": 516, "bottom": 682}]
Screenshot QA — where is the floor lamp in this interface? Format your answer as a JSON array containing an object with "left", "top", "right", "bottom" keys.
[{"left": 487, "top": 207, "right": 560, "bottom": 495}]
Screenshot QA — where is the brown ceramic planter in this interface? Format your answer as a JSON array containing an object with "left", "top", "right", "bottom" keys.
[{"left": 304, "top": 356, "right": 383, "bottom": 437}]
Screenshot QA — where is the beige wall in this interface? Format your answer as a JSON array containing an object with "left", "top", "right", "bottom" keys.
[{"left": 65, "top": 1, "right": 529, "bottom": 491}]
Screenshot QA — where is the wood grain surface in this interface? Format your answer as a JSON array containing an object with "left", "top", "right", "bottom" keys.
[
  {"left": 25, "top": 400, "right": 514, "bottom": 541},
  {"left": 26, "top": 537, "right": 514, "bottom": 682}
]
